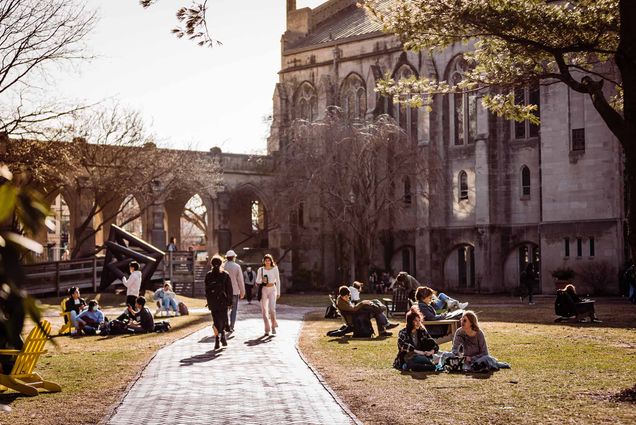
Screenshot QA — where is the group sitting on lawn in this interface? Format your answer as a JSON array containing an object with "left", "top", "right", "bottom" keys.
[{"left": 393, "top": 306, "right": 510, "bottom": 373}]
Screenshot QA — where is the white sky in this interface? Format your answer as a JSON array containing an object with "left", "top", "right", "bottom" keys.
[{"left": 48, "top": 0, "right": 325, "bottom": 154}]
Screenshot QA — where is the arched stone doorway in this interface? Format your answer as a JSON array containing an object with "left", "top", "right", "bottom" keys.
[
  {"left": 227, "top": 186, "right": 269, "bottom": 251},
  {"left": 180, "top": 194, "right": 208, "bottom": 255},
  {"left": 503, "top": 242, "right": 540, "bottom": 293},
  {"left": 443, "top": 244, "right": 475, "bottom": 290}
]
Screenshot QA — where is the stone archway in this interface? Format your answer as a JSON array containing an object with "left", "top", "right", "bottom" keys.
[
  {"left": 226, "top": 185, "right": 270, "bottom": 251},
  {"left": 443, "top": 243, "right": 475, "bottom": 290},
  {"left": 503, "top": 242, "right": 540, "bottom": 293}
]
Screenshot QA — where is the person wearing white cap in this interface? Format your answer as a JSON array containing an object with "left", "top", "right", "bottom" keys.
[{"left": 223, "top": 249, "right": 245, "bottom": 332}]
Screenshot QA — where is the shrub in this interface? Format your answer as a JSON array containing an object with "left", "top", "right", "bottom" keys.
[
  {"left": 576, "top": 261, "right": 615, "bottom": 295},
  {"left": 551, "top": 267, "right": 576, "bottom": 281}
]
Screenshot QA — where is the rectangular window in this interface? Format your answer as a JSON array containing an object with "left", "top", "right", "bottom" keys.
[
  {"left": 572, "top": 128, "right": 585, "bottom": 151},
  {"left": 298, "top": 202, "right": 304, "bottom": 228},
  {"left": 576, "top": 238, "right": 582, "bottom": 257},
  {"left": 589, "top": 237, "right": 595, "bottom": 257},
  {"left": 564, "top": 237, "right": 570, "bottom": 257}
]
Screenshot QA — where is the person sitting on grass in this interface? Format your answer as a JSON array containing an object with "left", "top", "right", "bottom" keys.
[
  {"left": 393, "top": 307, "right": 439, "bottom": 372},
  {"left": 153, "top": 281, "right": 180, "bottom": 316},
  {"left": 124, "top": 296, "right": 155, "bottom": 334},
  {"left": 336, "top": 286, "right": 398, "bottom": 337},
  {"left": 452, "top": 311, "right": 510, "bottom": 372},
  {"left": 64, "top": 286, "right": 87, "bottom": 335},
  {"left": 564, "top": 284, "right": 602, "bottom": 323},
  {"left": 76, "top": 300, "right": 105, "bottom": 335}
]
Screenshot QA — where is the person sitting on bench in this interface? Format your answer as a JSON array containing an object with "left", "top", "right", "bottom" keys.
[
  {"left": 556, "top": 284, "right": 601, "bottom": 323},
  {"left": 348, "top": 281, "right": 363, "bottom": 304},
  {"left": 393, "top": 307, "right": 439, "bottom": 371},
  {"left": 415, "top": 286, "right": 463, "bottom": 338},
  {"left": 64, "top": 287, "right": 87, "bottom": 334},
  {"left": 336, "top": 286, "right": 398, "bottom": 337},
  {"left": 76, "top": 300, "right": 105, "bottom": 335}
]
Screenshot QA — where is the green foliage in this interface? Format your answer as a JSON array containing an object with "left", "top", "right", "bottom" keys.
[
  {"left": 0, "top": 164, "right": 50, "bottom": 349},
  {"left": 366, "top": 0, "right": 620, "bottom": 124}
]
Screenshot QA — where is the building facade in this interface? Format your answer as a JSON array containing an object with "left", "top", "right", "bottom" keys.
[{"left": 268, "top": 0, "right": 625, "bottom": 293}]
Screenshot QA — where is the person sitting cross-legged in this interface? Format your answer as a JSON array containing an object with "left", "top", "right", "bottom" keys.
[
  {"left": 393, "top": 307, "right": 439, "bottom": 372},
  {"left": 336, "top": 286, "right": 398, "bottom": 337},
  {"left": 76, "top": 300, "right": 105, "bottom": 335},
  {"left": 125, "top": 296, "right": 155, "bottom": 334},
  {"left": 64, "top": 286, "right": 87, "bottom": 335},
  {"left": 452, "top": 310, "right": 510, "bottom": 372}
]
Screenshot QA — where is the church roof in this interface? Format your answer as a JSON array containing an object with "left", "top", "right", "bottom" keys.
[{"left": 287, "top": 1, "right": 390, "bottom": 51}]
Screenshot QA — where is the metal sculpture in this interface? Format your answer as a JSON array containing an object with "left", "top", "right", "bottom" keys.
[{"left": 99, "top": 224, "right": 164, "bottom": 291}]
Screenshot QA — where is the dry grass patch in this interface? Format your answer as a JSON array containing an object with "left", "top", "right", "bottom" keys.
[
  {"left": 0, "top": 292, "right": 212, "bottom": 425},
  {"left": 298, "top": 296, "right": 636, "bottom": 425}
]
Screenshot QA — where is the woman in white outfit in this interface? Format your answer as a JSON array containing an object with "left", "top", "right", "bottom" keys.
[{"left": 256, "top": 254, "right": 280, "bottom": 336}]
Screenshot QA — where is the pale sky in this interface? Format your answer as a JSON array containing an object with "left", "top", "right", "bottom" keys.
[{"left": 48, "top": 0, "right": 325, "bottom": 154}]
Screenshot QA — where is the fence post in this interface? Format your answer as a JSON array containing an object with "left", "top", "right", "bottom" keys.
[
  {"left": 55, "top": 261, "right": 61, "bottom": 296},
  {"left": 169, "top": 251, "right": 173, "bottom": 282},
  {"left": 92, "top": 257, "right": 98, "bottom": 293},
  {"left": 191, "top": 251, "right": 195, "bottom": 298}
]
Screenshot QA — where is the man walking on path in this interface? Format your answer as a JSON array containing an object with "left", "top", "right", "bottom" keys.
[
  {"left": 223, "top": 249, "right": 245, "bottom": 332},
  {"left": 243, "top": 266, "right": 256, "bottom": 304}
]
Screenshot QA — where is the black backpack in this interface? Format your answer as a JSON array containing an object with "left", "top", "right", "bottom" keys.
[{"left": 205, "top": 275, "right": 228, "bottom": 308}]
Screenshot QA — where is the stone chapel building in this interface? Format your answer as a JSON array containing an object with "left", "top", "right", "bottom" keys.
[{"left": 267, "top": 0, "right": 625, "bottom": 294}]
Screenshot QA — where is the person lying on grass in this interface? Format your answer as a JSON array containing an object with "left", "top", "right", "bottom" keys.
[
  {"left": 452, "top": 311, "right": 510, "bottom": 372},
  {"left": 336, "top": 286, "right": 398, "bottom": 337},
  {"left": 393, "top": 307, "right": 439, "bottom": 372}
]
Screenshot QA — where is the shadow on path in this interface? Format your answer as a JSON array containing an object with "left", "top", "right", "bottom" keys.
[
  {"left": 244, "top": 335, "right": 274, "bottom": 346},
  {"left": 179, "top": 350, "right": 222, "bottom": 366}
]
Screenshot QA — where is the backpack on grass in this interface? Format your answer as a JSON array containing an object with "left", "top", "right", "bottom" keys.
[{"left": 352, "top": 313, "right": 374, "bottom": 338}]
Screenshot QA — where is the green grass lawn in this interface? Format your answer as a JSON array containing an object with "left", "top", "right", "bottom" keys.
[{"left": 298, "top": 295, "right": 636, "bottom": 425}]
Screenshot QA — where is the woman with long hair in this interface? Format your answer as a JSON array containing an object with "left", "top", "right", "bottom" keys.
[
  {"left": 393, "top": 306, "right": 438, "bottom": 371},
  {"left": 452, "top": 310, "right": 510, "bottom": 372},
  {"left": 256, "top": 254, "right": 281, "bottom": 336},
  {"left": 204, "top": 255, "right": 234, "bottom": 349}
]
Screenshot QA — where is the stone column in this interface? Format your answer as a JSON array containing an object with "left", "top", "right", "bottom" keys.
[
  {"left": 149, "top": 180, "right": 166, "bottom": 250},
  {"left": 73, "top": 177, "right": 96, "bottom": 258},
  {"left": 215, "top": 191, "right": 232, "bottom": 254},
  {"left": 164, "top": 200, "right": 184, "bottom": 250}
]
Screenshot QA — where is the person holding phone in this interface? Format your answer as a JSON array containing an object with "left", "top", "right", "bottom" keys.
[{"left": 256, "top": 254, "right": 280, "bottom": 336}]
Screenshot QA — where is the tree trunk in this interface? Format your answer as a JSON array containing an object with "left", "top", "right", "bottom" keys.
[{"left": 618, "top": 0, "right": 636, "bottom": 262}]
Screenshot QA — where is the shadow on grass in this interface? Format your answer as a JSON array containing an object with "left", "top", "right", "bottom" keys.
[
  {"left": 400, "top": 371, "right": 434, "bottom": 380},
  {"left": 179, "top": 349, "right": 222, "bottom": 366},
  {"left": 0, "top": 392, "right": 23, "bottom": 404}
]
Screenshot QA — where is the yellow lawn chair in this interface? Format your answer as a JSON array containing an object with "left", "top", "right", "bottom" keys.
[
  {"left": 0, "top": 320, "right": 62, "bottom": 396},
  {"left": 59, "top": 298, "right": 73, "bottom": 335}
]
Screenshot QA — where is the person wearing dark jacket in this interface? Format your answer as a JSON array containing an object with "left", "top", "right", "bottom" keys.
[
  {"left": 336, "top": 286, "right": 397, "bottom": 337},
  {"left": 64, "top": 286, "right": 87, "bottom": 334},
  {"left": 127, "top": 296, "right": 155, "bottom": 334},
  {"left": 393, "top": 307, "right": 439, "bottom": 371},
  {"left": 205, "top": 255, "right": 234, "bottom": 349}
]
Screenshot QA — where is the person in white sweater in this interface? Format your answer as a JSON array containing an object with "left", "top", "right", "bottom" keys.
[
  {"left": 223, "top": 250, "right": 245, "bottom": 333},
  {"left": 256, "top": 254, "right": 281, "bottom": 336},
  {"left": 122, "top": 261, "right": 142, "bottom": 308}
]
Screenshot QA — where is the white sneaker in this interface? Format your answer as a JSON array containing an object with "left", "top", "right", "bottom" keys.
[
  {"left": 458, "top": 302, "right": 469, "bottom": 310},
  {"left": 175, "top": 312, "right": 181, "bottom": 316}
]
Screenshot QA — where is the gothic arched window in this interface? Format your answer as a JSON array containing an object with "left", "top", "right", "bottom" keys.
[
  {"left": 392, "top": 64, "right": 418, "bottom": 141},
  {"left": 458, "top": 170, "right": 468, "bottom": 201},
  {"left": 294, "top": 82, "right": 317, "bottom": 121},
  {"left": 521, "top": 165, "right": 531, "bottom": 198},
  {"left": 340, "top": 73, "right": 367, "bottom": 120},
  {"left": 449, "top": 57, "right": 477, "bottom": 145},
  {"left": 403, "top": 176, "right": 412, "bottom": 205}
]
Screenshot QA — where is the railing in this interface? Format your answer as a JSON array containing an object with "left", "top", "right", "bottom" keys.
[
  {"left": 23, "top": 257, "right": 103, "bottom": 296},
  {"left": 22, "top": 252, "right": 196, "bottom": 297}
]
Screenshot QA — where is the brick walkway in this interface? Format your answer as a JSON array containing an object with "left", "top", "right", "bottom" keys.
[{"left": 106, "top": 302, "right": 357, "bottom": 425}]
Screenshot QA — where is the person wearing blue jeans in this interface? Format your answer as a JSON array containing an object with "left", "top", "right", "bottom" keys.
[
  {"left": 223, "top": 250, "right": 245, "bottom": 332},
  {"left": 431, "top": 291, "right": 468, "bottom": 311}
]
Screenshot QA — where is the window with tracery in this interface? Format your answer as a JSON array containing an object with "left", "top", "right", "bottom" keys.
[
  {"left": 391, "top": 65, "right": 418, "bottom": 141},
  {"left": 294, "top": 82, "right": 317, "bottom": 121},
  {"left": 340, "top": 74, "right": 367, "bottom": 120},
  {"left": 449, "top": 58, "right": 477, "bottom": 145}
]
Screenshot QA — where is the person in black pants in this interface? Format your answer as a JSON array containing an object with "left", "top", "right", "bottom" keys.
[
  {"left": 126, "top": 296, "right": 155, "bottom": 333},
  {"left": 205, "top": 255, "right": 234, "bottom": 349}
]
